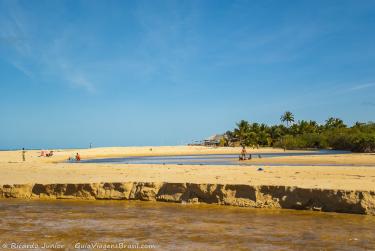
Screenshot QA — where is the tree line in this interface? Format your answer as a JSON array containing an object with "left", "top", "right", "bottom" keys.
[{"left": 220, "top": 111, "right": 375, "bottom": 153}]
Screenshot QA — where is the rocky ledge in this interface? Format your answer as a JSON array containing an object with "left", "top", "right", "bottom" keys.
[{"left": 1, "top": 182, "right": 374, "bottom": 215}]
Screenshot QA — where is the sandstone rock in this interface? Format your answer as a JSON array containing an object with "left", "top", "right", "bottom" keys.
[{"left": 1, "top": 182, "right": 375, "bottom": 215}]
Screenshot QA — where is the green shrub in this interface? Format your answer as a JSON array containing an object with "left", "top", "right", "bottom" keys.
[{"left": 227, "top": 120, "right": 375, "bottom": 152}]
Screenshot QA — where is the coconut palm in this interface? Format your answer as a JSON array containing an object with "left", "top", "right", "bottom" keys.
[
  {"left": 296, "top": 120, "right": 319, "bottom": 134},
  {"left": 325, "top": 117, "right": 346, "bottom": 129},
  {"left": 280, "top": 111, "right": 295, "bottom": 127},
  {"left": 234, "top": 120, "right": 250, "bottom": 146}
]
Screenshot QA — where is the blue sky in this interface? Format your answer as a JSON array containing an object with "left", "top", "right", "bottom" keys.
[{"left": 0, "top": 0, "right": 375, "bottom": 149}]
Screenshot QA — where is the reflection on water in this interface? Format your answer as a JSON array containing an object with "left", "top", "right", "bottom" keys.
[
  {"left": 0, "top": 199, "right": 374, "bottom": 250},
  {"left": 79, "top": 150, "right": 355, "bottom": 166}
]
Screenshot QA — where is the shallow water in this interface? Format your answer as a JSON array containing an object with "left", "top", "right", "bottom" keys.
[
  {"left": 79, "top": 150, "right": 357, "bottom": 166},
  {"left": 0, "top": 200, "right": 374, "bottom": 250}
]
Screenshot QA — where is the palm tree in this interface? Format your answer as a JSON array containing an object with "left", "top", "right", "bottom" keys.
[
  {"left": 234, "top": 120, "right": 250, "bottom": 146},
  {"left": 297, "top": 120, "right": 319, "bottom": 134},
  {"left": 280, "top": 111, "right": 295, "bottom": 127},
  {"left": 325, "top": 117, "right": 346, "bottom": 129}
]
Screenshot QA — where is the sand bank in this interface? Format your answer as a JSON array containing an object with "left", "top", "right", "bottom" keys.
[
  {"left": 1, "top": 162, "right": 375, "bottom": 190},
  {"left": 0, "top": 146, "right": 307, "bottom": 163},
  {"left": 1, "top": 146, "right": 374, "bottom": 215},
  {"left": 246, "top": 153, "right": 375, "bottom": 166}
]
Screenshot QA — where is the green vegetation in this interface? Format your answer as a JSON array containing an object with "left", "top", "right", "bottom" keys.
[
  {"left": 223, "top": 112, "right": 375, "bottom": 152},
  {"left": 280, "top": 111, "right": 295, "bottom": 127}
]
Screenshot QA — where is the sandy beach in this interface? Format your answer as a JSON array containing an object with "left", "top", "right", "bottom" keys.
[
  {"left": 1, "top": 146, "right": 375, "bottom": 215},
  {"left": 1, "top": 146, "right": 375, "bottom": 190},
  {"left": 246, "top": 153, "right": 375, "bottom": 166},
  {"left": 0, "top": 146, "right": 308, "bottom": 163}
]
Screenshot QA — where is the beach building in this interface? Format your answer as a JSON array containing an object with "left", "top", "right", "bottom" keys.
[{"left": 203, "top": 134, "right": 225, "bottom": 146}]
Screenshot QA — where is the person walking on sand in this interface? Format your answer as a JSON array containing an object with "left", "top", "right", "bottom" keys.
[
  {"left": 22, "top": 148, "right": 26, "bottom": 161},
  {"left": 75, "top": 153, "right": 81, "bottom": 161}
]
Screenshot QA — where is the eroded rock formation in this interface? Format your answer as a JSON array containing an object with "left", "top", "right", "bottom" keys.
[{"left": 1, "top": 182, "right": 374, "bottom": 215}]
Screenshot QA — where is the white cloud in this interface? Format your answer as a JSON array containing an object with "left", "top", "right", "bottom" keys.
[
  {"left": 10, "top": 61, "right": 34, "bottom": 78},
  {"left": 66, "top": 74, "right": 95, "bottom": 93},
  {"left": 348, "top": 82, "right": 375, "bottom": 91}
]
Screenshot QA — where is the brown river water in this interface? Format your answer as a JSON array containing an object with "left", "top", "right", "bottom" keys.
[{"left": 0, "top": 200, "right": 375, "bottom": 251}]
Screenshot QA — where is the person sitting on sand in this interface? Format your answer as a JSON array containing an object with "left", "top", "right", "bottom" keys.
[
  {"left": 46, "top": 150, "right": 54, "bottom": 157},
  {"left": 75, "top": 153, "right": 81, "bottom": 161}
]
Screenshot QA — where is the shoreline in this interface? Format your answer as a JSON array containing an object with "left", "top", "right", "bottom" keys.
[
  {"left": 0, "top": 146, "right": 313, "bottom": 164},
  {"left": 1, "top": 146, "right": 375, "bottom": 215}
]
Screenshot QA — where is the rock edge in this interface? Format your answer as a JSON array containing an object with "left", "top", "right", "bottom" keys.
[{"left": 1, "top": 182, "right": 375, "bottom": 215}]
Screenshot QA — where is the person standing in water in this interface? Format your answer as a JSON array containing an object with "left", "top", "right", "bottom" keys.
[
  {"left": 22, "top": 148, "right": 26, "bottom": 161},
  {"left": 240, "top": 145, "right": 247, "bottom": 160}
]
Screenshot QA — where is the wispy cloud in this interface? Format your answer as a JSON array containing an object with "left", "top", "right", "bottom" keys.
[
  {"left": 131, "top": 1, "right": 201, "bottom": 85},
  {"left": 9, "top": 60, "right": 34, "bottom": 78},
  {"left": 60, "top": 67, "right": 96, "bottom": 93},
  {"left": 0, "top": 1, "right": 95, "bottom": 93},
  {"left": 334, "top": 81, "right": 375, "bottom": 95},
  {"left": 348, "top": 82, "right": 375, "bottom": 91}
]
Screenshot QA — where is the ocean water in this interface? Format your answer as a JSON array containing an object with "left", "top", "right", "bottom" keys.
[{"left": 0, "top": 199, "right": 374, "bottom": 250}]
